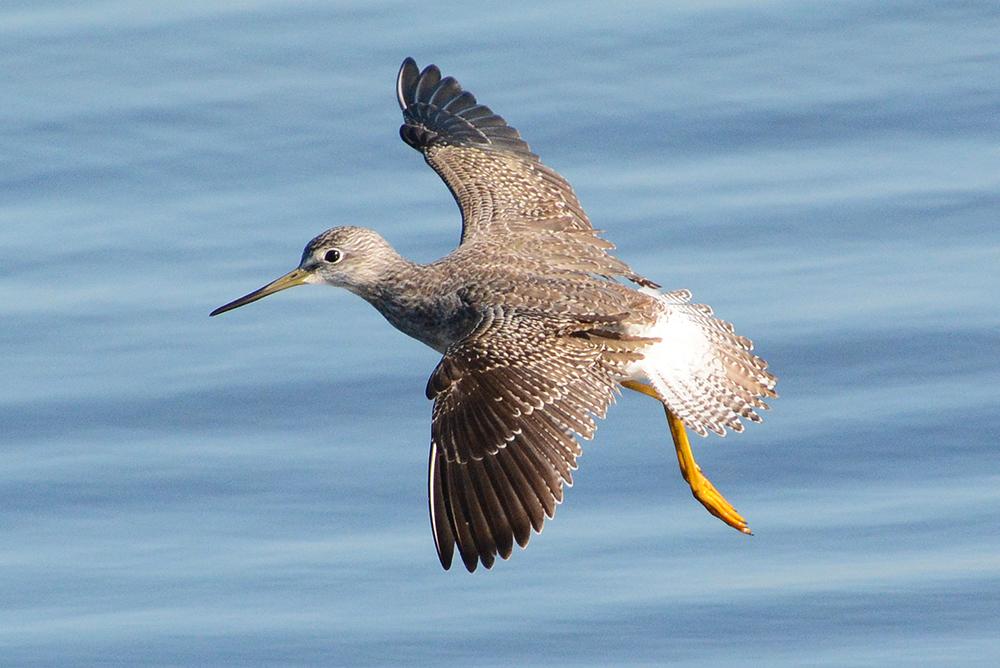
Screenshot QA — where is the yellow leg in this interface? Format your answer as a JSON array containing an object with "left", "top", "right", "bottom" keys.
[{"left": 621, "top": 380, "right": 752, "bottom": 535}]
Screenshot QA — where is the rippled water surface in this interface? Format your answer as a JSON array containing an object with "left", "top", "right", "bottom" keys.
[{"left": 2, "top": 1, "right": 998, "bottom": 665}]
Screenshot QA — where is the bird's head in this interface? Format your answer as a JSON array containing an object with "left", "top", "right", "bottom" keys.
[{"left": 210, "top": 226, "right": 400, "bottom": 316}]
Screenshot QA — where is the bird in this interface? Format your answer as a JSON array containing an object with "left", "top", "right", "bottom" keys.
[{"left": 211, "top": 57, "right": 777, "bottom": 572}]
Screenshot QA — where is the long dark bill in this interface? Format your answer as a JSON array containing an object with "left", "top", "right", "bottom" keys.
[{"left": 210, "top": 268, "right": 310, "bottom": 316}]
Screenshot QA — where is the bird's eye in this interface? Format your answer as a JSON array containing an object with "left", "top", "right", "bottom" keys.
[{"left": 323, "top": 249, "right": 342, "bottom": 263}]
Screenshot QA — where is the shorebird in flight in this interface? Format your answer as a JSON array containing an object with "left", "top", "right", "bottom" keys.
[{"left": 212, "top": 58, "right": 777, "bottom": 571}]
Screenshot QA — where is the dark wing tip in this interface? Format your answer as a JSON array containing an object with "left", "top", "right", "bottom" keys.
[
  {"left": 396, "top": 57, "right": 419, "bottom": 111},
  {"left": 396, "top": 58, "right": 535, "bottom": 159},
  {"left": 429, "top": 443, "right": 456, "bottom": 570}
]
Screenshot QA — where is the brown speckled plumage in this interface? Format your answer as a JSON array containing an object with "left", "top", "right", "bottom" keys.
[
  {"left": 213, "top": 58, "right": 777, "bottom": 572},
  {"left": 389, "top": 58, "right": 776, "bottom": 571}
]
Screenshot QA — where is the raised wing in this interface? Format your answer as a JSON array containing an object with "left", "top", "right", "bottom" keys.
[
  {"left": 396, "top": 57, "right": 656, "bottom": 288},
  {"left": 425, "top": 308, "right": 651, "bottom": 571}
]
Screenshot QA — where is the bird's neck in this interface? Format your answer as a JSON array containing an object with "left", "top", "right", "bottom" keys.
[
  {"left": 346, "top": 249, "right": 420, "bottom": 303},
  {"left": 354, "top": 259, "right": 473, "bottom": 354}
]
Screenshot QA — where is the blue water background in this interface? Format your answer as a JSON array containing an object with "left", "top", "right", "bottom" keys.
[{"left": 2, "top": 1, "right": 998, "bottom": 665}]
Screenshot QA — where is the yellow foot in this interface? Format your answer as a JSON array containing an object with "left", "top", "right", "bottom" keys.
[
  {"left": 621, "top": 380, "right": 752, "bottom": 535},
  {"left": 665, "top": 407, "right": 752, "bottom": 534}
]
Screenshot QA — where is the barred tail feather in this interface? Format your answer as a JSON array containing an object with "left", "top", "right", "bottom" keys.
[{"left": 637, "top": 289, "right": 777, "bottom": 436}]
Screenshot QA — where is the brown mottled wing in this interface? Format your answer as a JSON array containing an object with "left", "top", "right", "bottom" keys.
[
  {"left": 425, "top": 307, "right": 650, "bottom": 572},
  {"left": 396, "top": 58, "right": 656, "bottom": 288}
]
